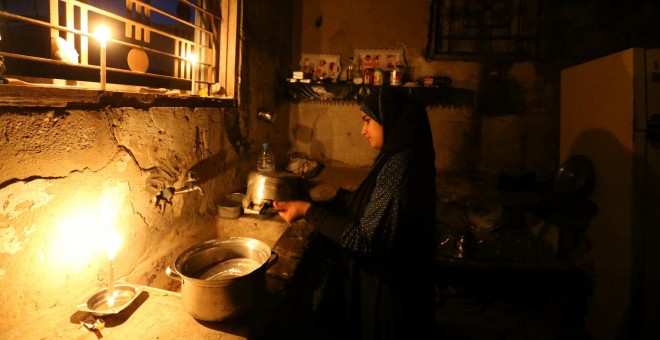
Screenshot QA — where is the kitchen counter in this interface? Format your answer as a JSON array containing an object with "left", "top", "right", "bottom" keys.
[
  {"left": 2, "top": 216, "right": 312, "bottom": 340},
  {"left": 3, "top": 282, "right": 296, "bottom": 339}
]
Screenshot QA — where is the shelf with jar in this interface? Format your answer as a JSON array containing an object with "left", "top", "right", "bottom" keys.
[
  {"left": 289, "top": 50, "right": 475, "bottom": 107},
  {"left": 284, "top": 77, "right": 475, "bottom": 108}
]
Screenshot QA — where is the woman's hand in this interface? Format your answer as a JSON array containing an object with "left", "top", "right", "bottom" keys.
[{"left": 273, "top": 200, "right": 311, "bottom": 224}]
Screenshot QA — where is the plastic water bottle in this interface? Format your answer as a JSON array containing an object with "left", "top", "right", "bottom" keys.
[{"left": 257, "top": 142, "right": 275, "bottom": 173}]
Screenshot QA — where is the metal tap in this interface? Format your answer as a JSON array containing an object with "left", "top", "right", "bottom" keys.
[
  {"left": 173, "top": 171, "right": 204, "bottom": 196},
  {"left": 155, "top": 171, "right": 204, "bottom": 207}
]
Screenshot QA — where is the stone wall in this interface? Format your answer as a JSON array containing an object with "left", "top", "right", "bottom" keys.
[
  {"left": 0, "top": 106, "right": 239, "bottom": 321},
  {"left": 0, "top": 0, "right": 295, "bottom": 330}
]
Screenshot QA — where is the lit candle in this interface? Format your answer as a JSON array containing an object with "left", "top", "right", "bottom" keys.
[
  {"left": 188, "top": 54, "right": 198, "bottom": 94},
  {"left": 106, "top": 231, "right": 121, "bottom": 309},
  {"left": 95, "top": 25, "right": 110, "bottom": 91},
  {"left": 107, "top": 248, "right": 115, "bottom": 308},
  {"left": 100, "top": 43, "right": 106, "bottom": 91}
]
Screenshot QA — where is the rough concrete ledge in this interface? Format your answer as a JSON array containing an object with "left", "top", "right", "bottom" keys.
[
  {"left": 216, "top": 214, "right": 290, "bottom": 249},
  {"left": 0, "top": 84, "right": 236, "bottom": 108}
]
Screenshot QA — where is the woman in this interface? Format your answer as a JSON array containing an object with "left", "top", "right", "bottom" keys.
[{"left": 274, "top": 85, "right": 437, "bottom": 339}]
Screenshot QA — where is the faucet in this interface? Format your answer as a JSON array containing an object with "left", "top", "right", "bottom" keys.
[
  {"left": 173, "top": 171, "right": 205, "bottom": 196},
  {"left": 155, "top": 171, "right": 204, "bottom": 207}
]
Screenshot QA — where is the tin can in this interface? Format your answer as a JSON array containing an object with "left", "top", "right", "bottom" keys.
[
  {"left": 363, "top": 68, "right": 374, "bottom": 85},
  {"left": 373, "top": 68, "right": 383, "bottom": 85},
  {"left": 390, "top": 65, "right": 404, "bottom": 86}
]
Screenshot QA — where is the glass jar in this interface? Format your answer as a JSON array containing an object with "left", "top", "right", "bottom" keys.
[
  {"left": 344, "top": 57, "right": 355, "bottom": 83},
  {"left": 373, "top": 68, "right": 384, "bottom": 85},
  {"left": 353, "top": 69, "right": 363, "bottom": 84},
  {"left": 391, "top": 64, "right": 404, "bottom": 86},
  {"left": 363, "top": 68, "right": 374, "bottom": 85}
]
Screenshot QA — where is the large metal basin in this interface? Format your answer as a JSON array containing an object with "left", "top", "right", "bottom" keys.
[{"left": 166, "top": 237, "right": 278, "bottom": 321}]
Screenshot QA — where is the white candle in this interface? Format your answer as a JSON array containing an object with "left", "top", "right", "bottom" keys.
[
  {"left": 191, "top": 61, "right": 196, "bottom": 94},
  {"left": 107, "top": 250, "right": 115, "bottom": 308},
  {"left": 100, "top": 42, "right": 107, "bottom": 91},
  {"left": 98, "top": 187, "right": 122, "bottom": 310},
  {"left": 95, "top": 25, "right": 110, "bottom": 91},
  {"left": 188, "top": 54, "right": 198, "bottom": 95}
]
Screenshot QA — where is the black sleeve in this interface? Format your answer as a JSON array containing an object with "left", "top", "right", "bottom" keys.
[{"left": 305, "top": 203, "right": 351, "bottom": 243}]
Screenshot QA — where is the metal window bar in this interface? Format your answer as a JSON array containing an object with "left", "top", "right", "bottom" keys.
[
  {"left": 426, "top": 0, "right": 539, "bottom": 59},
  {"left": 0, "top": 0, "right": 222, "bottom": 93}
]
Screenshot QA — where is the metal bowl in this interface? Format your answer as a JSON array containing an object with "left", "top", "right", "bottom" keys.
[{"left": 217, "top": 193, "right": 245, "bottom": 219}]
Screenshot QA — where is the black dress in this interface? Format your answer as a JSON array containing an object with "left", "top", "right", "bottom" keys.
[{"left": 303, "top": 86, "right": 438, "bottom": 339}]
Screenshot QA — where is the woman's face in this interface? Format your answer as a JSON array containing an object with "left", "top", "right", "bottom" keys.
[{"left": 360, "top": 111, "right": 384, "bottom": 150}]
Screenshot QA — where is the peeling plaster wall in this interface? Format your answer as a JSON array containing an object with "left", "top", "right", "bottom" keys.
[
  {"left": 0, "top": 107, "right": 236, "bottom": 322},
  {"left": 0, "top": 1, "right": 295, "bottom": 329}
]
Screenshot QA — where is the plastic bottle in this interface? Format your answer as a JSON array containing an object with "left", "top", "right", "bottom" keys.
[{"left": 257, "top": 142, "right": 275, "bottom": 173}]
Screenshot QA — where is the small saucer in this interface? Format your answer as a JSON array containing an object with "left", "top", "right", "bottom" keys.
[{"left": 76, "top": 283, "right": 144, "bottom": 316}]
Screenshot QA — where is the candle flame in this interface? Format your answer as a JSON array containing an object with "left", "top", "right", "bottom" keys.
[
  {"left": 187, "top": 53, "right": 198, "bottom": 64},
  {"left": 46, "top": 180, "right": 127, "bottom": 291},
  {"left": 100, "top": 185, "right": 123, "bottom": 259},
  {"left": 95, "top": 25, "right": 111, "bottom": 46},
  {"left": 107, "top": 231, "right": 122, "bottom": 260},
  {"left": 107, "top": 295, "right": 115, "bottom": 308}
]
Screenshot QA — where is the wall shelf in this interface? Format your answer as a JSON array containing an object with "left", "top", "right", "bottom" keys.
[{"left": 285, "top": 81, "right": 475, "bottom": 108}]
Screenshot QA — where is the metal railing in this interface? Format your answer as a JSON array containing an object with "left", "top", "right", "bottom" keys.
[
  {"left": 0, "top": 0, "right": 234, "bottom": 95},
  {"left": 426, "top": 0, "right": 540, "bottom": 60}
]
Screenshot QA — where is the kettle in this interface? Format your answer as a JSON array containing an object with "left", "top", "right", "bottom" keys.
[{"left": 245, "top": 171, "right": 308, "bottom": 213}]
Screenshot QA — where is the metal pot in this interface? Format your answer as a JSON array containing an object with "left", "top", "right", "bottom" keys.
[
  {"left": 166, "top": 237, "right": 278, "bottom": 321},
  {"left": 245, "top": 170, "right": 308, "bottom": 207}
]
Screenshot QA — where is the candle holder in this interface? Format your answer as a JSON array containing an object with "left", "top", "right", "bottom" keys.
[{"left": 77, "top": 282, "right": 144, "bottom": 316}]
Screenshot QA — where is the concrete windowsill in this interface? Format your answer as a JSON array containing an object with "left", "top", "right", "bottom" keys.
[{"left": 0, "top": 83, "right": 237, "bottom": 108}]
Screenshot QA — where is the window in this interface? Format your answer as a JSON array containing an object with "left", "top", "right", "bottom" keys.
[
  {"left": 0, "top": 0, "right": 239, "bottom": 98},
  {"left": 425, "top": 0, "right": 540, "bottom": 60}
]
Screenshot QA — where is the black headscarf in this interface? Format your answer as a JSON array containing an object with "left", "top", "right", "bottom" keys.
[{"left": 346, "top": 86, "right": 436, "bottom": 225}]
